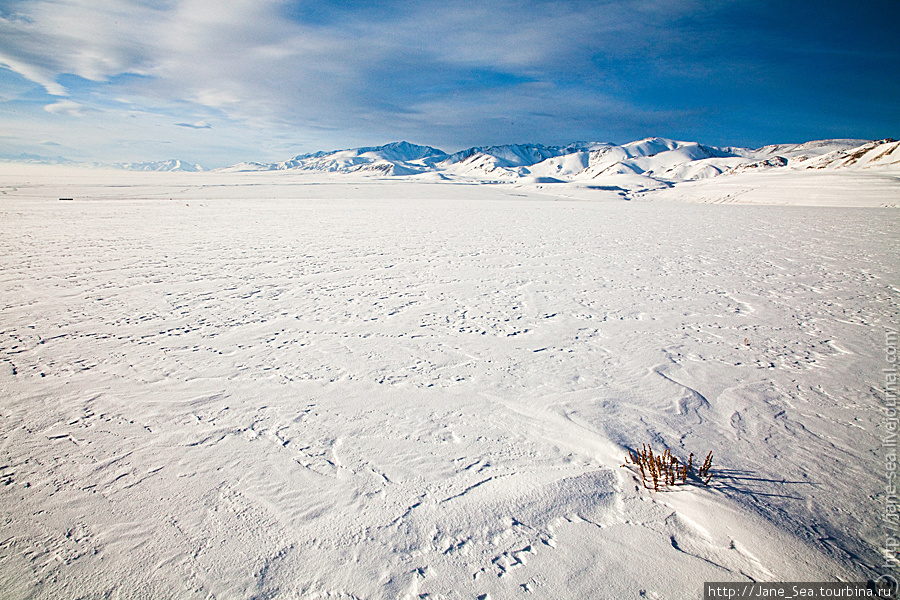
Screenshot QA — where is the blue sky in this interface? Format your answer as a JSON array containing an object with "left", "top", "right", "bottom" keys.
[{"left": 1, "top": 0, "right": 897, "bottom": 167}]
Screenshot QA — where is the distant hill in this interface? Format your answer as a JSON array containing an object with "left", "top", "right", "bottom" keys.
[
  {"left": 0, "top": 155, "right": 206, "bottom": 172},
  {"left": 111, "top": 159, "right": 205, "bottom": 172}
]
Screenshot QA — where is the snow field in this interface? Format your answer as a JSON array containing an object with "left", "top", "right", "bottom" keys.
[{"left": 0, "top": 172, "right": 897, "bottom": 598}]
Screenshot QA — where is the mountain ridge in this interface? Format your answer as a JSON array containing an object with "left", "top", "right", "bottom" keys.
[
  {"left": 215, "top": 138, "right": 899, "bottom": 192},
  {"left": 4, "top": 138, "right": 896, "bottom": 181},
  {"left": 0, "top": 155, "right": 206, "bottom": 172}
]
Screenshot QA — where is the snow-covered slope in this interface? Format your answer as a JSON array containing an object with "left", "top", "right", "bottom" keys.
[
  {"left": 753, "top": 139, "right": 870, "bottom": 163},
  {"left": 438, "top": 142, "right": 608, "bottom": 177},
  {"left": 572, "top": 139, "right": 741, "bottom": 181},
  {"left": 801, "top": 138, "right": 900, "bottom": 170},
  {"left": 524, "top": 151, "right": 592, "bottom": 178}
]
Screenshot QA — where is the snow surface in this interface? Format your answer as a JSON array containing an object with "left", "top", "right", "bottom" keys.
[{"left": 0, "top": 163, "right": 897, "bottom": 598}]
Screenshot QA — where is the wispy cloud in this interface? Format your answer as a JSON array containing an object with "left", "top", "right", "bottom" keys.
[
  {"left": 0, "top": 0, "right": 896, "bottom": 165},
  {"left": 44, "top": 99, "right": 88, "bottom": 116},
  {"left": 0, "top": 1, "right": 159, "bottom": 94},
  {"left": 0, "top": 2, "right": 710, "bottom": 120},
  {"left": 175, "top": 121, "right": 212, "bottom": 129}
]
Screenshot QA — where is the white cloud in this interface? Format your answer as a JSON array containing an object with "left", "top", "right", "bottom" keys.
[
  {"left": 44, "top": 100, "right": 87, "bottom": 116},
  {"left": 0, "top": 53, "right": 67, "bottom": 95},
  {"left": 0, "top": 1, "right": 684, "bottom": 116},
  {"left": 0, "top": 1, "right": 161, "bottom": 94},
  {"left": 0, "top": 0, "right": 775, "bottom": 162}
]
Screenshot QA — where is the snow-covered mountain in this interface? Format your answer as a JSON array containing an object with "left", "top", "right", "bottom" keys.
[
  {"left": 0, "top": 156, "right": 206, "bottom": 171},
  {"left": 220, "top": 141, "right": 446, "bottom": 176},
  {"left": 113, "top": 159, "right": 205, "bottom": 172},
  {"left": 0, "top": 152, "right": 78, "bottom": 165},
  {"left": 220, "top": 138, "right": 899, "bottom": 188}
]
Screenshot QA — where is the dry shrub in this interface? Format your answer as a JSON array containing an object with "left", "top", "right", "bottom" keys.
[{"left": 623, "top": 444, "right": 713, "bottom": 491}]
